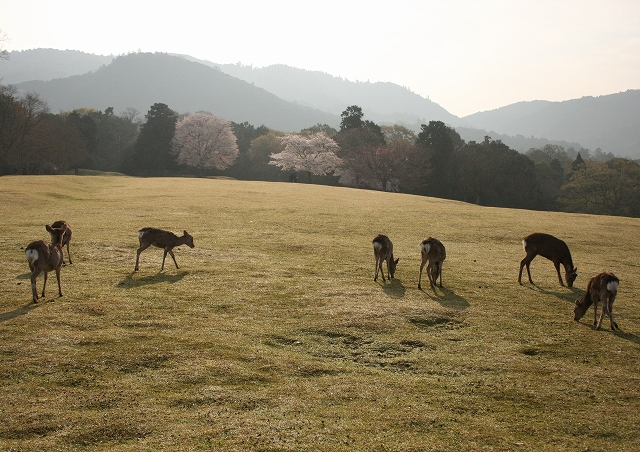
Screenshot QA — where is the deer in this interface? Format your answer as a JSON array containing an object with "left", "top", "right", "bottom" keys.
[
  {"left": 25, "top": 223, "right": 67, "bottom": 303},
  {"left": 51, "top": 220, "right": 72, "bottom": 264},
  {"left": 134, "top": 228, "right": 195, "bottom": 271},
  {"left": 574, "top": 272, "right": 620, "bottom": 330},
  {"left": 518, "top": 232, "right": 578, "bottom": 287},
  {"left": 372, "top": 234, "right": 399, "bottom": 282},
  {"left": 418, "top": 237, "right": 446, "bottom": 289}
]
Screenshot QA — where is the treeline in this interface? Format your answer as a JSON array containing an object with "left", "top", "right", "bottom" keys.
[{"left": 1, "top": 84, "right": 639, "bottom": 217}]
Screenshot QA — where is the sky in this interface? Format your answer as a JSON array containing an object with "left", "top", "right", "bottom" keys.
[{"left": 1, "top": 0, "right": 639, "bottom": 117}]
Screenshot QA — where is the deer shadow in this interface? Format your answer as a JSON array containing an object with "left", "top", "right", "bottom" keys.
[
  {"left": 574, "top": 320, "right": 640, "bottom": 345},
  {"left": 380, "top": 278, "right": 406, "bottom": 298},
  {"left": 117, "top": 271, "right": 189, "bottom": 289},
  {"left": 420, "top": 285, "right": 470, "bottom": 310},
  {"left": 0, "top": 301, "right": 44, "bottom": 323},
  {"left": 521, "top": 282, "right": 583, "bottom": 303}
]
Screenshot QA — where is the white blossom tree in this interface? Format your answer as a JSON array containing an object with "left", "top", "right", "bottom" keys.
[
  {"left": 269, "top": 132, "right": 342, "bottom": 183},
  {"left": 172, "top": 113, "right": 239, "bottom": 171}
]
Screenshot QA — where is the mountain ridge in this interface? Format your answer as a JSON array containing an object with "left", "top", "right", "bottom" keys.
[{"left": 3, "top": 49, "right": 639, "bottom": 158}]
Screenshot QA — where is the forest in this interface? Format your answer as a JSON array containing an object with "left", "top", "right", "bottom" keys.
[{"left": 1, "top": 83, "right": 639, "bottom": 217}]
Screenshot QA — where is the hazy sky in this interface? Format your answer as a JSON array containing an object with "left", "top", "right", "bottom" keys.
[{"left": 1, "top": 0, "right": 639, "bottom": 117}]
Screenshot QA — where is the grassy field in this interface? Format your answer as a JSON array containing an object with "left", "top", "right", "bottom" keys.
[{"left": 1, "top": 175, "right": 639, "bottom": 452}]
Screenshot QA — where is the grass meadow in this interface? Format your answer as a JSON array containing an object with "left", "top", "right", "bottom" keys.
[{"left": 1, "top": 175, "right": 639, "bottom": 451}]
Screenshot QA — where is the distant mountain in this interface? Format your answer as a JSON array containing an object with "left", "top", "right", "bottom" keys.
[
  {"left": 13, "top": 52, "right": 338, "bottom": 132},
  {"left": 455, "top": 127, "right": 583, "bottom": 154},
  {"left": 461, "top": 92, "right": 640, "bottom": 158},
  {"left": 1, "top": 49, "right": 113, "bottom": 84},
  {"left": 181, "top": 57, "right": 460, "bottom": 127},
  {"left": 4, "top": 49, "right": 639, "bottom": 158}
]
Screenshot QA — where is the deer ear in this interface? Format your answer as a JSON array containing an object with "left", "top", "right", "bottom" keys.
[
  {"left": 46, "top": 225, "right": 53, "bottom": 233},
  {"left": 184, "top": 230, "right": 188, "bottom": 235}
]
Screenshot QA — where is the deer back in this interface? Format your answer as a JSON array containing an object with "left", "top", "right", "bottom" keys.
[
  {"left": 523, "top": 233, "right": 573, "bottom": 266},
  {"left": 421, "top": 237, "right": 446, "bottom": 262},
  {"left": 372, "top": 234, "right": 393, "bottom": 260},
  {"left": 26, "top": 225, "right": 66, "bottom": 271}
]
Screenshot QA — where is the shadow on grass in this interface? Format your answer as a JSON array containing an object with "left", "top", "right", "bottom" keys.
[
  {"left": 520, "top": 282, "right": 583, "bottom": 303},
  {"left": 575, "top": 319, "right": 640, "bottom": 345},
  {"left": 16, "top": 272, "right": 31, "bottom": 280},
  {"left": 117, "top": 271, "right": 189, "bottom": 289},
  {"left": 420, "top": 285, "right": 470, "bottom": 310},
  {"left": 0, "top": 301, "right": 43, "bottom": 323},
  {"left": 380, "top": 278, "right": 406, "bottom": 298}
]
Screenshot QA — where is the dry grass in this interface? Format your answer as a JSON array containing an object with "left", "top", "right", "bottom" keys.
[{"left": 1, "top": 175, "right": 639, "bottom": 451}]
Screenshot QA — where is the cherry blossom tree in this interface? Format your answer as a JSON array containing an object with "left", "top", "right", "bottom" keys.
[
  {"left": 269, "top": 132, "right": 342, "bottom": 183},
  {"left": 172, "top": 113, "right": 238, "bottom": 171}
]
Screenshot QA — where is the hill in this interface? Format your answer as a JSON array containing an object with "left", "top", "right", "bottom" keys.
[
  {"left": 188, "top": 58, "right": 461, "bottom": 127},
  {"left": 462, "top": 92, "right": 640, "bottom": 158},
  {"left": 4, "top": 49, "right": 640, "bottom": 157},
  {"left": 1, "top": 175, "right": 640, "bottom": 450},
  {"left": 13, "top": 52, "right": 338, "bottom": 132},
  {"left": 0, "top": 49, "right": 114, "bottom": 85}
]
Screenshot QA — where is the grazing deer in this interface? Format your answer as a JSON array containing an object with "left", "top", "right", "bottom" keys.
[
  {"left": 25, "top": 224, "right": 67, "bottom": 303},
  {"left": 418, "top": 237, "right": 446, "bottom": 289},
  {"left": 574, "top": 272, "right": 620, "bottom": 330},
  {"left": 372, "top": 234, "right": 399, "bottom": 282},
  {"left": 518, "top": 232, "right": 577, "bottom": 287},
  {"left": 51, "top": 220, "right": 72, "bottom": 264},
  {"left": 134, "top": 228, "right": 195, "bottom": 271}
]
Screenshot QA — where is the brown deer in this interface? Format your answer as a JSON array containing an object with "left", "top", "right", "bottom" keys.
[
  {"left": 25, "top": 224, "right": 67, "bottom": 303},
  {"left": 372, "top": 234, "right": 399, "bottom": 282},
  {"left": 574, "top": 272, "right": 620, "bottom": 330},
  {"left": 518, "top": 232, "right": 577, "bottom": 287},
  {"left": 134, "top": 228, "right": 195, "bottom": 271},
  {"left": 418, "top": 237, "right": 446, "bottom": 289},
  {"left": 51, "top": 220, "right": 72, "bottom": 264}
]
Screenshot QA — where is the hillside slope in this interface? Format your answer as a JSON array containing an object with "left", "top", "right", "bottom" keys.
[
  {"left": 14, "top": 52, "right": 338, "bottom": 131},
  {"left": 204, "top": 61, "right": 461, "bottom": 127},
  {"left": 0, "top": 49, "right": 114, "bottom": 84},
  {"left": 462, "top": 91, "right": 640, "bottom": 157},
  {"left": 1, "top": 175, "right": 639, "bottom": 450}
]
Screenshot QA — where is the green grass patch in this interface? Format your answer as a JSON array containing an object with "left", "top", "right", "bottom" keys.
[{"left": 1, "top": 175, "right": 639, "bottom": 451}]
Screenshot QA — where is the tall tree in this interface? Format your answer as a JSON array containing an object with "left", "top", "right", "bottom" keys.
[
  {"left": 340, "top": 105, "right": 364, "bottom": 131},
  {"left": 334, "top": 105, "right": 386, "bottom": 188},
  {"left": 246, "top": 132, "right": 285, "bottom": 180},
  {"left": 130, "top": 103, "right": 178, "bottom": 175},
  {"left": 270, "top": 132, "right": 342, "bottom": 183},
  {"left": 227, "top": 121, "right": 269, "bottom": 179},
  {"left": 172, "top": 113, "right": 239, "bottom": 172},
  {"left": 415, "top": 121, "right": 462, "bottom": 197}
]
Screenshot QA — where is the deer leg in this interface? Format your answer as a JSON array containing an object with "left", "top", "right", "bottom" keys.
[
  {"left": 606, "top": 297, "right": 618, "bottom": 330},
  {"left": 374, "top": 257, "right": 379, "bottom": 281},
  {"left": 554, "top": 262, "right": 565, "bottom": 286},
  {"left": 596, "top": 301, "right": 607, "bottom": 330},
  {"left": 593, "top": 300, "right": 601, "bottom": 328},
  {"left": 519, "top": 254, "right": 535, "bottom": 284},
  {"left": 66, "top": 242, "right": 72, "bottom": 265},
  {"left": 55, "top": 267, "right": 63, "bottom": 297},
  {"left": 134, "top": 243, "right": 151, "bottom": 271},
  {"left": 427, "top": 261, "right": 435, "bottom": 289},
  {"left": 30, "top": 270, "right": 41, "bottom": 302},
  {"left": 418, "top": 257, "right": 427, "bottom": 289},
  {"left": 437, "top": 262, "right": 443, "bottom": 287},
  {"left": 161, "top": 249, "right": 168, "bottom": 271},
  {"left": 41, "top": 271, "right": 48, "bottom": 299},
  {"left": 168, "top": 249, "right": 179, "bottom": 269}
]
